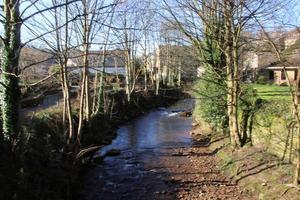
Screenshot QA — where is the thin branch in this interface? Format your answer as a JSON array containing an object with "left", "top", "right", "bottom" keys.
[{"left": 22, "top": 0, "right": 80, "bottom": 22}]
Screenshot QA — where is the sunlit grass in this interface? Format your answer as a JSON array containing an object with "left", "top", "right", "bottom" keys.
[{"left": 250, "top": 84, "right": 292, "bottom": 101}]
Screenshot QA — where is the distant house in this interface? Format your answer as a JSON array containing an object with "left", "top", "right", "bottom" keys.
[
  {"left": 265, "top": 66, "right": 298, "bottom": 85},
  {"left": 242, "top": 29, "right": 300, "bottom": 85},
  {"left": 67, "top": 49, "right": 126, "bottom": 75}
]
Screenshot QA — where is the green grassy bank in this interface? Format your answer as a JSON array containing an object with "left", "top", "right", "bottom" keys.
[{"left": 193, "top": 82, "right": 300, "bottom": 199}]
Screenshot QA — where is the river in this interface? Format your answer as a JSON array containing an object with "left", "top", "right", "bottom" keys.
[{"left": 81, "top": 99, "right": 194, "bottom": 200}]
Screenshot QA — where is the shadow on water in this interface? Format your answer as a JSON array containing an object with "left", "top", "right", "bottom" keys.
[{"left": 81, "top": 99, "right": 195, "bottom": 200}]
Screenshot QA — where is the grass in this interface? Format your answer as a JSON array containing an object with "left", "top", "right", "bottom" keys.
[
  {"left": 209, "top": 132, "right": 300, "bottom": 200},
  {"left": 250, "top": 84, "right": 292, "bottom": 101},
  {"left": 192, "top": 81, "right": 299, "bottom": 199}
]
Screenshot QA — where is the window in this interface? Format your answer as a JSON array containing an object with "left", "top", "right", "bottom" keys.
[
  {"left": 269, "top": 70, "right": 274, "bottom": 80},
  {"left": 295, "top": 70, "right": 298, "bottom": 81},
  {"left": 281, "top": 69, "right": 286, "bottom": 80}
]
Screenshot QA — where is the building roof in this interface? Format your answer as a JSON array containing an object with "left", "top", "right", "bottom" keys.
[
  {"left": 267, "top": 66, "right": 298, "bottom": 70},
  {"left": 243, "top": 29, "right": 300, "bottom": 70},
  {"left": 67, "top": 49, "right": 126, "bottom": 68}
]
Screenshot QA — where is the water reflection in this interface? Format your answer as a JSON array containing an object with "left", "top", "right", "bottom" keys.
[{"left": 101, "top": 99, "right": 194, "bottom": 154}]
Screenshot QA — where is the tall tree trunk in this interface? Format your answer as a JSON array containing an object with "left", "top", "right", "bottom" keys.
[
  {"left": 143, "top": 36, "right": 148, "bottom": 91},
  {"left": 294, "top": 65, "right": 300, "bottom": 185},
  {"left": 240, "top": 109, "right": 250, "bottom": 146},
  {"left": 77, "top": 0, "right": 90, "bottom": 143},
  {"left": 53, "top": 0, "right": 66, "bottom": 130},
  {"left": 1, "top": 0, "right": 21, "bottom": 141},
  {"left": 155, "top": 47, "right": 161, "bottom": 95},
  {"left": 63, "top": 57, "right": 73, "bottom": 143},
  {"left": 54, "top": 0, "right": 74, "bottom": 143},
  {"left": 77, "top": 66, "right": 86, "bottom": 144},
  {"left": 114, "top": 57, "right": 119, "bottom": 83},
  {"left": 92, "top": 71, "right": 99, "bottom": 113},
  {"left": 177, "top": 61, "right": 181, "bottom": 86},
  {"left": 224, "top": 0, "right": 241, "bottom": 148},
  {"left": 294, "top": 122, "right": 300, "bottom": 184},
  {"left": 124, "top": 33, "right": 131, "bottom": 101},
  {"left": 96, "top": 53, "right": 106, "bottom": 114},
  {"left": 232, "top": 38, "right": 241, "bottom": 146}
]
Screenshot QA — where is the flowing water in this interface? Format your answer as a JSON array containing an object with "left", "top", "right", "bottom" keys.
[{"left": 82, "top": 99, "right": 194, "bottom": 200}]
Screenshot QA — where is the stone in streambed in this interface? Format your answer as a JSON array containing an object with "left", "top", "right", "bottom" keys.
[
  {"left": 192, "top": 122, "right": 199, "bottom": 127},
  {"left": 93, "top": 155, "right": 105, "bottom": 164},
  {"left": 105, "top": 149, "right": 121, "bottom": 157},
  {"left": 179, "top": 111, "right": 193, "bottom": 117}
]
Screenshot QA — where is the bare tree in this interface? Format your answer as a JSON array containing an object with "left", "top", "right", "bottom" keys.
[
  {"left": 71, "top": 0, "right": 119, "bottom": 144},
  {"left": 162, "top": 0, "right": 270, "bottom": 148}
]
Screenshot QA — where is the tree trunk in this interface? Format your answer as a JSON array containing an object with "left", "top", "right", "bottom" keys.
[
  {"left": 63, "top": 59, "right": 73, "bottom": 143},
  {"left": 92, "top": 71, "right": 99, "bottom": 113},
  {"left": 77, "top": 0, "right": 90, "bottom": 143},
  {"left": 77, "top": 41, "right": 89, "bottom": 142},
  {"left": 293, "top": 64, "right": 300, "bottom": 185},
  {"left": 77, "top": 66, "right": 86, "bottom": 144},
  {"left": 143, "top": 38, "right": 148, "bottom": 91},
  {"left": 232, "top": 39, "right": 241, "bottom": 146},
  {"left": 240, "top": 109, "right": 250, "bottom": 146},
  {"left": 125, "top": 48, "right": 131, "bottom": 101},
  {"left": 177, "top": 61, "right": 181, "bottom": 86},
  {"left": 224, "top": 0, "right": 241, "bottom": 148},
  {"left": 96, "top": 54, "right": 106, "bottom": 114},
  {"left": 1, "top": 0, "right": 21, "bottom": 141},
  {"left": 294, "top": 118, "right": 300, "bottom": 185},
  {"left": 55, "top": 0, "right": 73, "bottom": 143},
  {"left": 114, "top": 57, "right": 119, "bottom": 83},
  {"left": 124, "top": 30, "right": 132, "bottom": 102},
  {"left": 155, "top": 47, "right": 161, "bottom": 95}
]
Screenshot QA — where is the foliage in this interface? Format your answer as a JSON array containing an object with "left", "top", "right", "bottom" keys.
[
  {"left": 0, "top": 110, "right": 78, "bottom": 200},
  {"left": 193, "top": 24, "right": 228, "bottom": 130},
  {"left": 48, "top": 64, "right": 61, "bottom": 74},
  {"left": 193, "top": 66, "right": 228, "bottom": 130},
  {"left": 238, "top": 84, "right": 265, "bottom": 146},
  {"left": 256, "top": 75, "right": 268, "bottom": 85},
  {"left": 253, "top": 99, "right": 296, "bottom": 158},
  {"left": 239, "top": 85, "right": 261, "bottom": 109}
]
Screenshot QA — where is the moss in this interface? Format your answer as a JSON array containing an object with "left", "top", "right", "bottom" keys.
[{"left": 219, "top": 150, "right": 237, "bottom": 173}]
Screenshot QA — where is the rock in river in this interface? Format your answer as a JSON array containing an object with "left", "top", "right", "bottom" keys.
[{"left": 105, "top": 149, "right": 121, "bottom": 157}]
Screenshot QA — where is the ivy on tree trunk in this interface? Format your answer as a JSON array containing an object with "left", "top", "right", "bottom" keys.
[{"left": 1, "top": 0, "right": 21, "bottom": 141}]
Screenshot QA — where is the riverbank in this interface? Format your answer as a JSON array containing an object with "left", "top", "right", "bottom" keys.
[
  {"left": 192, "top": 121, "right": 300, "bottom": 199},
  {"left": 149, "top": 126, "right": 254, "bottom": 200}
]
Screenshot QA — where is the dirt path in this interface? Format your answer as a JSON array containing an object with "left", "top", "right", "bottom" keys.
[
  {"left": 152, "top": 136, "right": 253, "bottom": 200},
  {"left": 82, "top": 133, "right": 253, "bottom": 200}
]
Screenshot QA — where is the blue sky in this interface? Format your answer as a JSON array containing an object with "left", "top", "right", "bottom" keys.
[{"left": 1, "top": 0, "right": 300, "bottom": 48}]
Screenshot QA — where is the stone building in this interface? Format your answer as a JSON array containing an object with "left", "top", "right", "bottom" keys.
[{"left": 242, "top": 29, "right": 300, "bottom": 85}]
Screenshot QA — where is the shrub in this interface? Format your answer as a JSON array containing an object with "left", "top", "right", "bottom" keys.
[
  {"left": 256, "top": 75, "right": 268, "bottom": 85},
  {"left": 280, "top": 82, "right": 288, "bottom": 86},
  {"left": 193, "top": 66, "right": 228, "bottom": 130}
]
